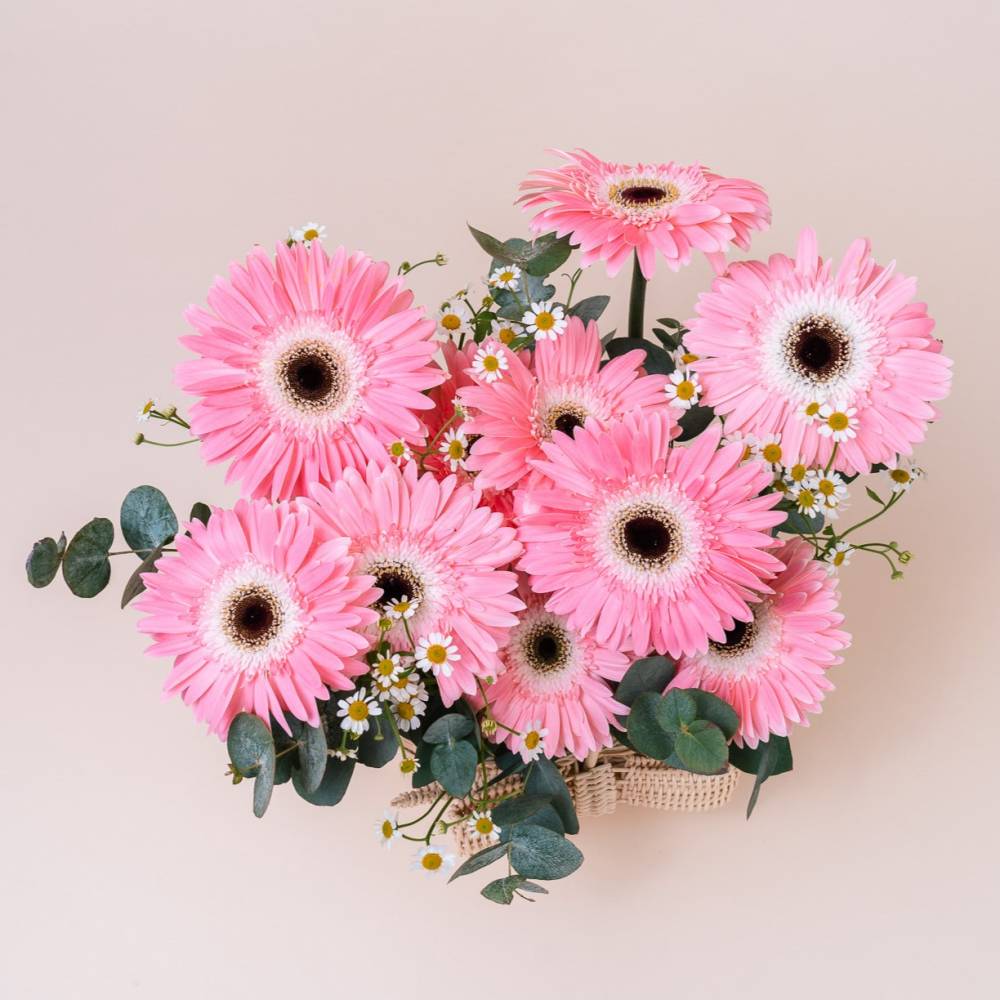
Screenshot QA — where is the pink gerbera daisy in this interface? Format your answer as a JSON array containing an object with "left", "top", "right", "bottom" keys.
[
  {"left": 459, "top": 317, "right": 673, "bottom": 490},
  {"left": 517, "top": 410, "right": 786, "bottom": 658},
  {"left": 135, "top": 499, "right": 379, "bottom": 738},
  {"left": 686, "top": 228, "right": 953, "bottom": 475},
  {"left": 487, "top": 581, "right": 629, "bottom": 761},
  {"left": 669, "top": 539, "right": 850, "bottom": 748},
  {"left": 306, "top": 461, "right": 524, "bottom": 705},
  {"left": 517, "top": 148, "right": 770, "bottom": 278},
  {"left": 177, "top": 242, "right": 444, "bottom": 501}
]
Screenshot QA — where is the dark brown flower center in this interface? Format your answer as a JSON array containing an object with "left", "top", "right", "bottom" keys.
[
  {"left": 225, "top": 585, "right": 282, "bottom": 649},
  {"left": 624, "top": 516, "right": 672, "bottom": 560},
  {"left": 369, "top": 560, "right": 423, "bottom": 609},
  {"left": 610, "top": 179, "right": 680, "bottom": 211},
  {"left": 613, "top": 503, "right": 682, "bottom": 571},
  {"left": 521, "top": 620, "right": 571, "bottom": 674},
  {"left": 279, "top": 341, "right": 344, "bottom": 410},
  {"left": 785, "top": 315, "right": 852, "bottom": 384},
  {"left": 544, "top": 402, "right": 589, "bottom": 438},
  {"left": 709, "top": 615, "right": 758, "bottom": 658},
  {"left": 620, "top": 185, "right": 668, "bottom": 205}
]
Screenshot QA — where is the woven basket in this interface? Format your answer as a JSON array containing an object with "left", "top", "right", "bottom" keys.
[{"left": 390, "top": 746, "right": 739, "bottom": 857}]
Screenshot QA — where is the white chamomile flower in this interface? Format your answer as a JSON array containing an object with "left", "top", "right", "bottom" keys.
[
  {"left": 800, "top": 400, "right": 823, "bottom": 424},
  {"left": 472, "top": 342, "right": 509, "bottom": 383},
  {"left": 490, "top": 318, "right": 519, "bottom": 346},
  {"left": 389, "top": 670, "right": 423, "bottom": 702},
  {"left": 336, "top": 687, "right": 382, "bottom": 735},
  {"left": 665, "top": 369, "right": 702, "bottom": 410},
  {"left": 522, "top": 302, "right": 567, "bottom": 341},
  {"left": 439, "top": 427, "right": 470, "bottom": 471},
  {"left": 438, "top": 300, "right": 472, "bottom": 340},
  {"left": 488, "top": 263, "right": 522, "bottom": 291},
  {"left": 331, "top": 747, "right": 359, "bottom": 762},
  {"left": 375, "top": 810, "right": 401, "bottom": 850},
  {"left": 391, "top": 690, "right": 428, "bottom": 732},
  {"left": 886, "top": 458, "right": 924, "bottom": 494},
  {"left": 809, "top": 470, "right": 849, "bottom": 521},
  {"left": 371, "top": 652, "right": 403, "bottom": 693},
  {"left": 824, "top": 541, "right": 854, "bottom": 572},
  {"left": 386, "top": 439, "right": 412, "bottom": 465},
  {"left": 289, "top": 221, "right": 326, "bottom": 245},
  {"left": 724, "top": 431, "right": 760, "bottom": 463},
  {"left": 817, "top": 400, "right": 858, "bottom": 443},
  {"left": 783, "top": 462, "right": 811, "bottom": 487},
  {"left": 757, "top": 433, "right": 783, "bottom": 468},
  {"left": 399, "top": 756, "right": 420, "bottom": 776},
  {"left": 137, "top": 398, "right": 158, "bottom": 423},
  {"left": 676, "top": 349, "right": 700, "bottom": 366},
  {"left": 790, "top": 483, "right": 822, "bottom": 517},
  {"left": 412, "top": 844, "right": 456, "bottom": 878},
  {"left": 468, "top": 809, "right": 501, "bottom": 843},
  {"left": 414, "top": 632, "right": 460, "bottom": 677},
  {"left": 384, "top": 594, "right": 420, "bottom": 621},
  {"left": 518, "top": 721, "right": 548, "bottom": 763}
]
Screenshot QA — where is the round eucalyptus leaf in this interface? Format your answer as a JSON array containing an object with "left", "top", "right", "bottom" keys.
[
  {"left": 227, "top": 713, "right": 274, "bottom": 777},
  {"left": 252, "top": 754, "right": 275, "bottom": 818},
  {"left": 568, "top": 295, "right": 610, "bottom": 323},
  {"left": 62, "top": 518, "right": 114, "bottom": 598},
  {"left": 674, "top": 719, "right": 729, "bottom": 774},
  {"left": 189, "top": 502, "right": 212, "bottom": 526},
  {"left": 659, "top": 688, "right": 697, "bottom": 733},
  {"left": 626, "top": 691, "right": 674, "bottom": 760},
  {"left": 120, "top": 545, "right": 163, "bottom": 609},
  {"left": 615, "top": 655, "right": 676, "bottom": 713},
  {"left": 509, "top": 824, "right": 583, "bottom": 881},
  {"left": 295, "top": 722, "right": 328, "bottom": 794},
  {"left": 120, "top": 485, "right": 178, "bottom": 557},
  {"left": 423, "top": 713, "right": 474, "bottom": 745},
  {"left": 690, "top": 689, "right": 739, "bottom": 740},
  {"left": 292, "top": 758, "right": 354, "bottom": 806},
  {"left": 26, "top": 535, "right": 64, "bottom": 588},
  {"left": 430, "top": 740, "right": 477, "bottom": 797}
]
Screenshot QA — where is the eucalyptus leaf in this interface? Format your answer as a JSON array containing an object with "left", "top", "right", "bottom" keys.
[
  {"left": 411, "top": 739, "right": 437, "bottom": 788},
  {"left": 615, "top": 655, "right": 676, "bottom": 719},
  {"left": 604, "top": 336, "right": 674, "bottom": 375},
  {"left": 659, "top": 689, "right": 697, "bottom": 733},
  {"left": 730, "top": 735, "right": 793, "bottom": 819},
  {"left": 523, "top": 756, "right": 578, "bottom": 835},
  {"left": 689, "top": 689, "right": 739, "bottom": 740},
  {"left": 430, "top": 740, "right": 477, "bottom": 797},
  {"left": 776, "top": 504, "right": 825, "bottom": 535},
  {"left": 423, "top": 713, "right": 474, "bottom": 745},
  {"left": 676, "top": 405, "right": 716, "bottom": 442},
  {"left": 295, "top": 722, "right": 328, "bottom": 794},
  {"left": 227, "top": 713, "right": 274, "bottom": 778},
  {"left": 62, "top": 518, "right": 114, "bottom": 598},
  {"left": 509, "top": 824, "right": 583, "bottom": 881},
  {"left": 568, "top": 295, "right": 610, "bottom": 323},
  {"left": 674, "top": 719, "right": 728, "bottom": 774},
  {"left": 522, "top": 232, "right": 573, "bottom": 277},
  {"left": 491, "top": 794, "right": 554, "bottom": 828},
  {"left": 468, "top": 224, "right": 516, "bottom": 262},
  {"left": 448, "top": 842, "right": 509, "bottom": 882},
  {"left": 354, "top": 716, "right": 398, "bottom": 768},
  {"left": 26, "top": 534, "right": 65, "bottom": 588},
  {"left": 652, "top": 327, "right": 682, "bottom": 351},
  {"left": 189, "top": 502, "right": 212, "bottom": 526},
  {"left": 627, "top": 692, "right": 674, "bottom": 760},
  {"left": 252, "top": 755, "right": 275, "bottom": 818},
  {"left": 292, "top": 757, "right": 354, "bottom": 806},
  {"left": 120, "top": 544, "right": 163, "bottom": 608},
  {"left": 481, "top": 875, "right": 548, "bottom": 904},
  {"left": 120, "top": 485, "right": 178, "bottom": 557}
]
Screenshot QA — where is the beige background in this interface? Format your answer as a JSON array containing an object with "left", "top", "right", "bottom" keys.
[{"left": 3, "top": 1, "right": 998, "bottom": 997}]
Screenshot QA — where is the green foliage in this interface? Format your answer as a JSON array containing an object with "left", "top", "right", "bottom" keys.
[
  {"left": 687, "top": 689, "right": 739, "bottom": 740},
  {"left": 481, "top": 875, "right": 548, "bottom": 904},
  {"left": 448, "top": 842, "right": 509, "bottom": 882},
  {"left": 730, "top": 736, "right": 793, "bottom": 818},
  {"left": 614, "top": 655, "right": 676, "bottom": 721},
  {"left": 62, "top": 518, "right": 114, "bottom": 598},
  {"left": 292, "top": 757, "right": 354, "bottom": 807},
  {"left": 227, "top": 713, "right": 277, "bottom": 818},
  {"left": 354, "top": 717, "right": 399, "bottom": 768},
  {"left": 491, "top": 794, "right": 556, "bottom": 828},
  {"left": 508, "top": 824, "right": 583, "bottom": 881},
  {"left": 292, "top": 721, "right": 328, "bottom": 794},
  {"left": 410, "top": 738, "right": 437, "bottom": 788},
  {"left": 604, "top": 336, "right": 674, "bottom": 375},
  {"left": 468, "top": 225, "right": 573, "bottom": 278},
  {"left": 26, "top": 533, "right": 66, "bottom": 588},
  {"left": 674, "top": 719, "right": 729, "bottom": 774},
  {"left": 430, "top": 739, "right": 477, "bottom": 797},
  {"left": 189, "top": 502, "right": 212, "bottom": 526},
  {"left": 523, "top": 756, "right": 579, "bottom": 835},
  {"left": 423, "top": 713, "right": 474, "bottom": 744},
  {"left": 775, "top": 499, "right": 824, "bottom": 535},
  {"left": 568, "top": 295, "right": 610, "bottom": 323},
  {"left": 120, "top": 545, "right": 163, "bottom": 608},
  {"left": 120, "top": 485, "right": 178, "bottom": 557},
  {"left": 626, "top": 692, "right": 676, "bottom": 760},
  {"left": 676, "top": 404, "right": 716, "bottom": 442}
]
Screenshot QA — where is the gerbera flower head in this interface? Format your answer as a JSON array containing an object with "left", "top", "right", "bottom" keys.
[
  {"left": 669, "top": 539, "right": 851, "bottom": 748},
  {"left": 686, "top": 227, "right": 953, "bottom": 475},
  {"left": 518, "top": 148, "right": 770, "bottom": 278},
  {"left": 306, "top": 461, "right": 524, "bottom": 705},
  {"left": 517, "top": 410, "right": 786, "bottom": 658},
  {"left": 178, "top": 242, "right": 444, "bottom": 500},
  {"left": 459, "top": 316, "right": 675, "bottom": 490},
  {"left": 135, "top": 498, "right": 379, "bottom": 738},
  {"left": 488, "top": 581, "right": 629, "bottom": 761}
]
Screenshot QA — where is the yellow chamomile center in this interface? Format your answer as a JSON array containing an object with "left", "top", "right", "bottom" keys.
[
  {"left": 524, "top": 730, "right": 541, "bottom": 751},
  {"left": 475, "top": 817, "right": 495, "bottom": 836},
  {"left": 772, "top": 478, "right": 789, "bottom": 493},
  {"left": 817, "top": 478, "right": 836, "bottom": 497},
  {"left": 442, "top": 313, "right": 462, "bottom": 331},
  {"left": 498, "top": 326, "right": 516, "bottom": 344},
  {"left": 348, "top": 700, "right": 369, "bottom": 722},
  {"left": 680, "top": 353, "right": 699, "bottom": 365},
  {"left": 422, "top": 852, "right": 443, "bottom": 871},
  {"left": 832, "top": 550, "right": 847, "bottom": 566},
  {"left": 805, "top": 401, "right": 821, "bottom": 418},
  {"left": 789, "top": 464, "right": 808, "bottom": 483},
  {"left": 675, "top": 380, "right": 696, "bottom": 401},
  {"left": 482, "top": 354, "right": 501, "bottom": 373},
  {"left": 397, "top": 702, "right": 415, "bottom": 721},
  {"left": 447, "top": 439, "right": 466, "bottom": 462},
  {"left": 376, "top": 658, "right": 396, "bottom": 677},
  {"left": 500, "top": 270, "right": 515, "bottom": 283},
  {"left": 799, "top": 491, "right": 817, "bottom": 510},
  {"left": 392, "top": 599, "right": 412, "bottom": 616},
  {"left": 762, "top": 443, "right": 782, "bottom": 464},
  {"left": 534, "top": 312, "right": 555, "bottom": 331},
  {"left": 381, "top": 819, "right": 394, "bottom": 839},
  {"left": 400, "top": 758, "right": 416, "bottom": 773},
  {"left": 891, "top": 469, "right": 911, "bottom": 485},
  {"left": 389, "top": 441, "right": 407, "bottom": 458},
  {"left": 141, "top": 399, "right": 156, "bottom": 415},
  {"left": 827, "top": 411, "right": 849, "bottom": 432},
  {"left": 303, "top": 228, "right": 320, "bottom": 241},
  {"left": 426, "top": 644, "right": 448, "bottom": 666}
]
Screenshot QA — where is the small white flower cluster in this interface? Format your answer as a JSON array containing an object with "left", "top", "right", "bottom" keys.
[
  {"left": 287, "top": 221, "right": 327, "bottom": 246},
  {"left": 783, "top": 464, "right": 850, "bottom": 520},
  {"left": 800, "top": 398, "right": 859, "bottom": 443}
]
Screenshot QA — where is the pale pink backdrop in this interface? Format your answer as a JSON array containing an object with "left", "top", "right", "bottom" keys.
[{"left": 2, "top": 1, "right": 997, "bottom": 997}]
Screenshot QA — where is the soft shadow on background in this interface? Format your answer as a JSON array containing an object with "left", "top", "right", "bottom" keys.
[{"left": 2, "top": 2, "right": 997, "bottom": 997}]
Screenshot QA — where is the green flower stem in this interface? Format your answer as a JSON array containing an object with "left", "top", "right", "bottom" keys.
[
  {"left": 834, "top": 491, "right": 903, "bottom": 543},
  {"left": 397, "top": 256, "right": 444, "bottom": 276},
  {"left": 139, "top": 437, "right": 198, "bottom": 447},
  {"left": 424, "top": 795, "right": 455, "bottom": 844},
  {"left": 627, "top": 251, "right": 647, "bottom": 342},
  {"left": 823, "top": 442, "right": 839, "bottom": 476},
  {"left": 396, "top": 791, "right": 446, "bottom": 830},
  {"left": 108, "top": 548, "right": 176, "bottom": 556},
  {"left": 563, "top": 268, "right": 583, "bottom": 310}
]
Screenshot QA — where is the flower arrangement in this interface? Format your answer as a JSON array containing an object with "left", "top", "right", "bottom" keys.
[{"left": 25, "top": 149, "right": 951, "bottom": 903}]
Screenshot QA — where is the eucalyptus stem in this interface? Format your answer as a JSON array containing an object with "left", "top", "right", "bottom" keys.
[{"left": 627, "top": 251, "right": 647, "bottom": 341}]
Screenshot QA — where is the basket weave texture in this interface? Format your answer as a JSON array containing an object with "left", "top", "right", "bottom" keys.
[{"left": 390, "top": 746, "right": 739, "bottom": 857}]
